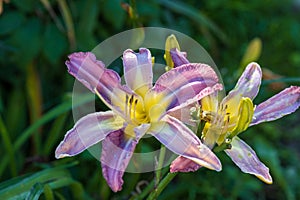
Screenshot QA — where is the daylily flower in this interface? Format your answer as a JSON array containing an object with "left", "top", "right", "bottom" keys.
[
  {"left": 169, "top": 47, "right": 300, "bottom": 184},
  {"left": 55, "top": 48, "right": 224, "bottom": 192}
]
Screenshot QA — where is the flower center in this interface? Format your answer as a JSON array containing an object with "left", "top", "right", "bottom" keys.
[
  {"left": 124, "top": 94, "right": 149, "bottom": 125},
  {"left": 200, "top": 96, "right": 254, "bottom": 148}
]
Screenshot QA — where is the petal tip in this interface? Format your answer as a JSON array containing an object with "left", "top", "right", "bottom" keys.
[
  {"left": 55, "top": 144, "right": 72, "bottom": 159},
  {"left": 256, "top": 172, "right": 273, "bottom": 184},
  {"left": 211, "top": 160, "right": 222, "bottom": 172},
  {"left": 110, "top": 183, "right": 123, "bottom": 192},
  {"left": 55, "top": 153, "right": 71, "bottom": 159},
  {"left": 123, "top": 49, "right": 135, "bottom": 58}
]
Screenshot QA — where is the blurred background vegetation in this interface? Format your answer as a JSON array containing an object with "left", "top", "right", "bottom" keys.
[{"left": 1, "top": 0, "right": 300, "bottom": 199}]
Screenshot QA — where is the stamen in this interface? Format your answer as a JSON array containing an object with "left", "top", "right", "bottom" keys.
[
  {"left": 129, "top": 94, "right": 134, "bottom": 104},
  {"left": 201, "top": 111, "right": 214, "bottom": 122},
  {"left": 128, "top": 95, "right": 134, "bottom": 119},
  {"left": 213, "top": 104, "right": 231, "bottom": 144},
  {"left": 133, "top": 99, "right": 138, "bottom": 120}
]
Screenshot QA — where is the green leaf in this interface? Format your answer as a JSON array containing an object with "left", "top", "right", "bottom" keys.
[
  {"left": 253, "top": 138, "right": 295, "bottom": 200},
  {"left": 26, "top": 63, "right": 43, "bottom": 153},
  {"left": 11, "top": 0, "right": 37, "bottom": 13},
  {"left": 0, "top": 93, "right": 94, "bottom": 176},
  {"left": 158, "top": 0, "right": 228, "bottom": 44},
  {"left": 43, "top": 113, "right": 69, "bottom": 155},
  {"left": 0, "top": 91, "right": 3, "bottom": 113},
  {"left": 0, "top": 11, "right": 25, "bottom": 36},
  {"left": 43, "top": 184, "right": 54, "bottom": 200},
  {"left": 42, "top": 24, "right": 68, "bottom": 64},
  {"left": 43, "top": 23, "right": 68, "bottom": 64},
  {"left": 0, "top": 163, "right": 81, "bottom": 200},
  {"left": 0, "top": 168, "right": 66, "bottom": 199},
  {"left": 103, "top": 0, "right": 125, "bottom": 29},
  {"left": 57, "top": 0, "right": 76, "bottom": 50},
  {"left": 8, "top": 18, "right": 42, "bottom": 66},
  {"left": 26, "top": 182, "right": 44, "bottom": 200},
  {"left": 76, "top": 0, "right": 99, "bottom": 50},
  {"left": 5, "top": 87, "right": 27, "bottom": 138}
]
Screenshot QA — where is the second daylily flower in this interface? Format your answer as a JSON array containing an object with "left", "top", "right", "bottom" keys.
[
  {"left": 169, "top": 46, "right": 300, "bottom": 184},
  {"left": 55, "top": 48, "right": 224, "bottom": 192}
]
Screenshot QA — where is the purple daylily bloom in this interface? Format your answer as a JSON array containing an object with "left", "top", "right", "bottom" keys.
[
  {"left": 169, "top": 48, "right": 300, "bottom": 184},
  {"left": 55, "top": 48, "right": 224, "bottom": 192}
]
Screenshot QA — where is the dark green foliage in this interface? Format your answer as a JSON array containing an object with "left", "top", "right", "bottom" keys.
[{"left": 0, "top": 0, "right": 300, "bottom": 199}]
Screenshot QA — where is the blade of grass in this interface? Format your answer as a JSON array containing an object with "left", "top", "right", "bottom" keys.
[
  {"left": 0, "top": 162, "right": 79, "bottom": 199},
  {"left": 0, "top": 115, "right": 17, "bottom": 177},
  {"left": 26, "top": 182, "right": 44, "bottom": 200},
  {"left": 43, "top": 113, "right": 69, "bottom": 155},
  {"left": 39, "top": 0, "right": 65, "bottom": 32},
  {"left": 0, "top": 93, "right": 94, "bottom": 176},
  {"left": 158, "top": 0, "right": 228, "bottom": 44},
  {"left": 0, "top": 169, "right": 67, "bottom": 199},
  {"left": 26, "top": 62, "right": 43, "bottom": 154},
  {"left": 57, "top": 0, "right": 76, "bottom": 50},
  {"left": 43, "top": 184, "right": 54, "bottom": 200}
]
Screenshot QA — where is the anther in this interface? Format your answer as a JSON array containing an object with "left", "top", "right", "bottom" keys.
[
  {"left": 129, "top": 95, "right": 134, "bottom": 104},
  {"left": 133, "top": 99, "right": 138, "bottom": 120},
  {"left": 225, "top": 138, "right": 231, "bottom": 143},
  {"left": 125, "top": 95, "right": 129, "bottom": 117},
  {"left": 128, "top": 95, "right": 134, "bottom": 118}
]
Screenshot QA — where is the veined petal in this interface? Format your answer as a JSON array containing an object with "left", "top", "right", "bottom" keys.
[
  {"left": 229, "top": 62, "right": 262, "bottom": 100},
  {"left": 225, "top": 137, "right": 272, "bottom": 184},
  {"left": 251, "top": 86, "right": 300, "bottom": 126},
  {"left": 66, "top": 52, "right": 138, "bottom": 120},
  {"left": 170, "top": 156, "right": 201, "bottom": 173},
  {"left": 66, "top": 52, "right": 121, "bottom": 94},
  {"left": 168, "top": 104, "right": 196, "bottom": 126},
  {"left": 101, "top": 124, "right": 149, "bottom": 192},
  {"left": 148, "top": 115, "right": 222, "bottom": 171},
  {"left": 101, "top": 130, "right": 136, "bottom": 192},
  {"left": 145, "top": 63, "right": 223, "bottom": 121},
  {"left": 123, "top": 48, "right": 153, "bottom": 97},
  {"left": 170, "top": 48, "right": 189, "bottom": 67},
  {"left": 55, "top": 111, "right": 124, "bottom": 159}
]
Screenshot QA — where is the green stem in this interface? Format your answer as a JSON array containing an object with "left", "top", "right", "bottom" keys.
[
  {"left": 130, "top": 180, "right": 155, "bottom": 200},
  {"left": 130, "top": 167, "right": 171, "bottom": 200},
  {"left": 213, "top": 142, "right": 232, "bottom": 153},
  {"left": 155, "top": 145, "right": 166, "bottom": 187},
  {"left": 0, "top": 115, "right": 17, "bottom": 176},
  {"left": 146, "top": 172, "right": 178, "bottom": 200}
]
